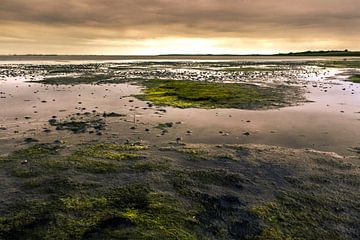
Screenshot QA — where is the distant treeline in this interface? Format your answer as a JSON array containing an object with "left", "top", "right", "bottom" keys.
[
  {"left": 160, "top": 50, "right": 360, "bottom": 57},
  {"left": 277, "top": 50, "right": 360, "bottom": 57}
]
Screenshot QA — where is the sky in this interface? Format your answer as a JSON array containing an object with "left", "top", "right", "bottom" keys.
[{"left": 0, "top": 0, "right": 359, "bottom": 55}]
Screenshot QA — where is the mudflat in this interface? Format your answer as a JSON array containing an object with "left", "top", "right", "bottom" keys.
[{"left": 0, "top": 57, "right": 359, "bottom": 239}]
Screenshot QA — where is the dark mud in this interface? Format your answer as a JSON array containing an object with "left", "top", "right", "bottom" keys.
[{"left": 48, "top": 113, "right": 106, "bottom": 134}]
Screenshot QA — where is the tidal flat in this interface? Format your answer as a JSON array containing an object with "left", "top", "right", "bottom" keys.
[{"left": 0, "top": 57, "right": 360, "bottom": 239}]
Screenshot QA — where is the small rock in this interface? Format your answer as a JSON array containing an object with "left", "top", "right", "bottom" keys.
[
  {"left": 24, "top": 138, "right": 39, "bottom": 144},
  {"left": 53, "top": 140, "right": 65, "bottom": 145}
]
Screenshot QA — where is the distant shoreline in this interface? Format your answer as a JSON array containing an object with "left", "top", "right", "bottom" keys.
[
  {"left": 0, "top": 51, "right": 359, "bottom": 62},
  {"left": 2, "top": 50, "right": 360, "bottom": 57}
]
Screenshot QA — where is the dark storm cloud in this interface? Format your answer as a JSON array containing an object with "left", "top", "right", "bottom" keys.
[
  {"left": 0, "top": 0, "right": 359, "bottom": 54},
  {"left": 1, "top": 0, "right": 359, "bottom": 37}
]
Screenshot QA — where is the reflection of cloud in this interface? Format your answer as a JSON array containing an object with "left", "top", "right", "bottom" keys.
[{"left": 0, "top": 0, "right": 359, "bottom": 54}]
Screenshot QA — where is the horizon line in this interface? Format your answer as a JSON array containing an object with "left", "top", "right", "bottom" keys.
[{"left": 1, "top": 50, "right": 360, "bottom": 58}]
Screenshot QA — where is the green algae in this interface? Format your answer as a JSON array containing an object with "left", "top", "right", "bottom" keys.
[
  {"left": 1, "top": 144, "right": 60, "bottom": 178},
  {"left": 7, "top": 144, "right": 59, "bottom": 160},
  {"left": 0, "top": 183, "right": 198, "bottom": 239},
  {"left": 159, "top": 146, "right": 208, "bottom": 161},
  {"left": 316, "top": 60, "right": 360, "bottom": 69},
  {"left": 314, "top": 157, "right": 354, "bottom": 170},
  {"left": 135, "top": 79, "right": 302, "bottom": 109},
  {"left": 173, "top": 147, "right": 207, "bottom": 156},
  {"left": 116, "top": 191, "right": 198, "bottom": 239},
  {"left": 78, "top": 143, "right": 146, "bottom": 162},
  {"left": 0, "top": 143, "right": 148, "bottom": 176},
  {"left": 192, "top": 169, "right": 245, "bottom": 188},
  {"left": 0, "top": 200, "right": 51, "bottom": 239},
  {"left": 87, "top": 143, "right": 148, "bottom": 152},
  {"left": 60, "top": 196, "right": 108, "bottom": 210},
  {"left": 221, "top": 67, "right": 284, "bottom": 72},
  {"left": 47, "top": 143, "right": 147, "bottom": 173},
  {"left": 34, "top": 75, "right": 113, "bottom": 85},
  {"left": 348, "top": 75, "right": 360, "bottom": 83},
  {"left": 0, "top": 143, "right": 259, "bottom": 239},
  {"left": 33, "top": 74, "right": 136, "bottom": 85},
  {"left": 1, "top": 143, "right": 360, "bottom": 239},
  {"left": 250, "top": 191, "right": 351, "bottom": 240},
  {"left": 170, "top": 179, "right": 262, "bottom": 240},
  {"left": 352, "top": 147, "right": 360, "bottom": 155}
]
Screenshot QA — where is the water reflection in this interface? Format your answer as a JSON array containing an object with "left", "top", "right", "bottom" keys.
[{"left": 0, "top": 59, "right": 359, "bottom": 155}]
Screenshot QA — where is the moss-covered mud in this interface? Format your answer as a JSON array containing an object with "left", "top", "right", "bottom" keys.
[
  {"left": 220, "top": 67, "right": 284, "bottom": 72},
  {"left": 33, "top": 75, "right": 133, "bottom": 85},
  {"left": 348, "top": 75, "right": 360, "bottom": 83},
  {"left": 135, "top": 79, "right": 305, "bottom": 109},
  {"left": 314, "top": 60, "right": 360, "bottom": 69},
  {"left": 0, "top": 142, "right": 359, "bottom": 239},
  {"left": 33, "top": 76, "right": 306, "bottom": 110}
]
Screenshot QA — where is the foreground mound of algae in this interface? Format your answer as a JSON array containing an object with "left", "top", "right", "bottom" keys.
[{"left": 0, "top": 142, "right": 359, "bottom": 239}]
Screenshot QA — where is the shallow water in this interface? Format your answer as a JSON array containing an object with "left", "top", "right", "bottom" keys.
[{"left": 0, "top": 59, "right": 359, "bottom": 155}]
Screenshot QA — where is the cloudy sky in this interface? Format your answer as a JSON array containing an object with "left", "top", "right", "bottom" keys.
[{"left": 0, "top": 0, "right": 359, "bottom": 55}]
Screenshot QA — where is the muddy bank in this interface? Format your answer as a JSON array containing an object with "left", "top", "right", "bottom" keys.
[{"left": 0, "top": 141, "right": 359, "bottom": 239}]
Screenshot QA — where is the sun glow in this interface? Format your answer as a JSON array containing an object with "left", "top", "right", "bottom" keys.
[{"left": 138, "top": 38, "right": 224, "bottom": 55}]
